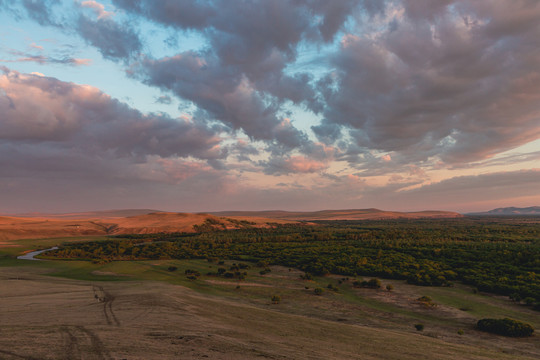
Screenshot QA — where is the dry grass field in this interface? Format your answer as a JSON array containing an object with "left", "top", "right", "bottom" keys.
[{"left": 1, "top": 255, "right": 538, "bottom": 360}]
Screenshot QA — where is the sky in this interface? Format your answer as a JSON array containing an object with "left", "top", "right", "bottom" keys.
[{"left": 0, "top": 0, "right": 539, "bottom": 214}]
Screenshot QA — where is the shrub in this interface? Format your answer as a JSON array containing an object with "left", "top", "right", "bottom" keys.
[
  {"left": 185, "top": 269, "right": 200, "bottom": 276},
  {"left": 457, "top": 329, "right": 464, "bottom": 335},
  {"left": 314, "top": 287, "right": 324, "bottom": 296},
  {"left": 167, "top": 266, "right": 178, "bottom": 272},
  {"left": 353, "top": 278, "right": 382, "bottom": 289},
  {"left": 327, "top": 283, "right": 339, "bottom": 292},
  {"left": 414, "top": 324, "right": 424, "bottom": 331},
  {"left": 386, "top": 284, "right": 394, "bottom": 292},
  {"left": 271, "top": 295, "right": 281, "bottom": 304},
  {"left": 300, "top": 272, "right": 313, "bottom": 280},
  {"left": 524, "top": 297, "right": 535, "bottom": 306},
  {"left": 476, "top": 318, "right": 534, "bottom": 337},
  {"left": 417, "top": 296, "right": 435, "bottom": 306},
  {"left": 256, "top": 260, "right": 269, "bottom": 267}
]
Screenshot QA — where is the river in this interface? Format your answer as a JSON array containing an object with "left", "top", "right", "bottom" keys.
[{"left": 17, "top": 247, "right": 58, "bottom": 261}]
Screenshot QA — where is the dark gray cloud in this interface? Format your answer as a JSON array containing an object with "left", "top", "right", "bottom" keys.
[
  {"left": 114, "top": 0, "right": 359, "bottom": 149},
  {"left": 20, "top": 0, "right": 64, "bottom": 27},
  {"left": 319, "top": 0, "right": 540, "bottom": 165},
  {"left": 77, "top": 15, "right": 142, "bottom": 60},
  {"left": 14, "top": 0, "right": 142, "bottom": 62},
  {"left": 132, "top": 51, "right": 309, "bottom": 149}
]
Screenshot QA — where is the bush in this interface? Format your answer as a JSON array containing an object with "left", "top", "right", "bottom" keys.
[
  {"left": 524, "top": 297, "right": 536, "bottom": 306},
  {"left": 300, "top": 272, "right": 313, "bottom": 280},
  {"left": 414, "top": 324, "right": 424, "bottom": 331},
  {"left": 476, "top": 318, "right": 534, "bottom": 337},
  {"left": 185, "top": 269, "right": 200, "bottom": 276},
  {"left": 271, "top": 295, "right": 281, "bottom": 304},
  {"left": 367, "top": 278, "right": 382, "bottom": 288},
  {"left": 327, "top": 283, "right": 339, "bottom": 292},
  {"left": 457, "top": 329, "right": 464, "bottom": 335},
  {"left": 314, "top": 287, "right": 324, "bottom": 296},
  {"left": 386, "top": 284, "right": 394, "bottom": 292},
  {"left": 167, "top": 266, "right": 178, "bottom": 272},
  {"left": 353, "top": 278, "right": 381, "bottom": 289},
  {"left": 417, "top": 296, "right": 435, "bottom": 306}
]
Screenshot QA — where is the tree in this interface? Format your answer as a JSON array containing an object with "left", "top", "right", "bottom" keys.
[{"left": 477, "top": 318, "right": 534, "bottom": 337}]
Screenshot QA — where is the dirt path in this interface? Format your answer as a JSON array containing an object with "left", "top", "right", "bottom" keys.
[
  {"left": 92, "top": 286, "right": 120, "bottom": 326},
  {"left": 60, "top": 325, "right": 112, "bottom": 360}
]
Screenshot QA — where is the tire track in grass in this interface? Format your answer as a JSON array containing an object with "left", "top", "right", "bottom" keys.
[
  {"left": 0, "top": 349, "right": 41, "bottom": 360},
  {"left": 93, "top": 286, "right": 120, "bottom": 326},
  {"left": 60, "top": 326, "right": 112, "bottom": 360}
]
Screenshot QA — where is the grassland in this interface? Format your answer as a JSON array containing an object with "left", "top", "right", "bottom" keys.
[{"left": 1, "top": 219, "right": 539, "bottom": 359}]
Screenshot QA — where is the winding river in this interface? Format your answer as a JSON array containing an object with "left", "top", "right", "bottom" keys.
[{"left": 17, "top": 247, "right": 58, "bottom": 261}]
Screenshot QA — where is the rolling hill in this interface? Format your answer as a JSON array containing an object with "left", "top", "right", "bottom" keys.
[
  {"left": 211, "top": 208, "right": 463, "bottom": 221},
  {"left": 0, "top": 212, "right": 294, "bottom": 241},
  {"left": 469, "top": 206, "right": 540, "bottom": 215}
]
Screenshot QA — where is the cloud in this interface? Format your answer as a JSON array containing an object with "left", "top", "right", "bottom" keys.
[
  {"left": 1, "top": 51, "right": 91, "bottom": 66},
  {"left": 114, "top": 0, "right": 360, "bottom": 147},
  {"left": 132, "top": 52, "right": 309, "bottom": 149},
  {"left": 19, "top": 0, "right": 64, "bottom": 27},
  {"left": 77, "top": 15, "right": 142, "bottom": 60},
  {"left": 261, "top": 155, "right": 328, "bottom": 175},
  {"left": 319, "top": 0, "right": 540, "bottom": 165},
  {"left": 155, "top": 95, "right": 172, "bottom": 104},
  {"left": 0, "top": 67, "right": 223, "bottom": 161},
  {"left": 80, "top": 0, "right": 113, "bottom": 19},
  {"left": 363, "top": 169, "right": 540, "bottom": 212}
]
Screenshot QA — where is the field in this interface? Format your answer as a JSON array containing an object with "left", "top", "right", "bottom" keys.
[{"left": 1, "top": 217, "right": 539, "bottom": 359}]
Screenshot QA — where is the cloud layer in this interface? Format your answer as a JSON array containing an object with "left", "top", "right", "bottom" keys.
[{"left": 0, "top": 0, "right": 539, "bottom": 212}]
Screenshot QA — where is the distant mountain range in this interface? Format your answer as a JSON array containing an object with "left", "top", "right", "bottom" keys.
[{"left": 468, "top": 206, "right": 540, "bottom": 215}]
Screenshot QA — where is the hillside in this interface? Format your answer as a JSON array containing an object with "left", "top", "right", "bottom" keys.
[
  {"left": 0, "top": 212, "right": 294, "bottom": 241},
  {"left": 211, "top": 208, "right": 463, "bottom": 221},
  {"left": 470, "top": 206, "right": 540, "bottom": 216}
]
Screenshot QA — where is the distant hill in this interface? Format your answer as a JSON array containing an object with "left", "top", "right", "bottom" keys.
[
  {"left": 469, "top": 206, "right": 540, "bottom": 216},
  {"left": 211, "top": 208, "right": 463, "bottom": 221},
  {"left": 12, "top": 209, "right": 163, "bottom": 219},
  {"left": 0, "top": 212, "right": 295, "bottom": 241},
  {"left": 0, "top": 208, "right": 465, "bottom": 242}
]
